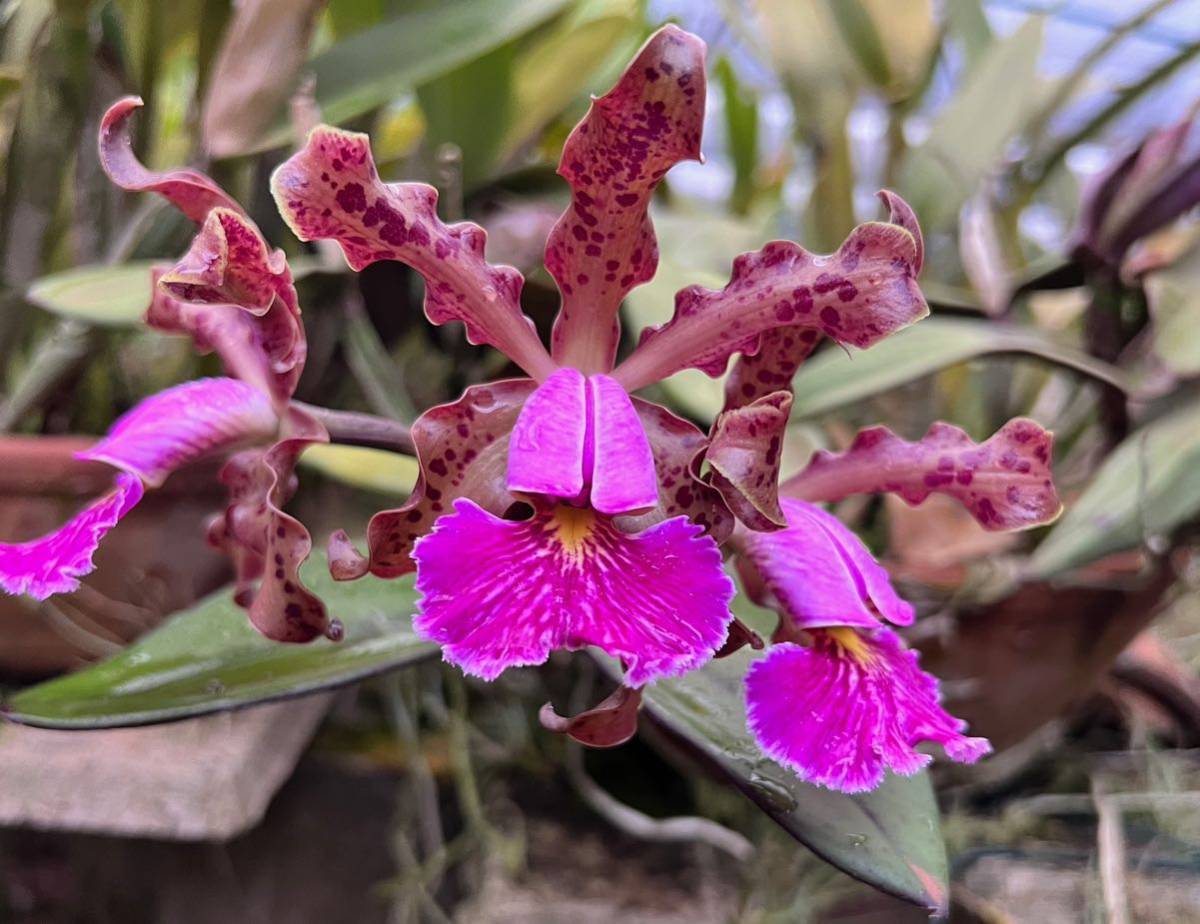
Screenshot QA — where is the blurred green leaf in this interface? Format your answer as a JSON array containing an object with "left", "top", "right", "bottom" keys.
[
  {"left": 4, "top": 563, "right": 431, "bottom": 728},
  {"left": 900, "top": 15, "right": 1044, "bottom": 228},
  {"left": 27, "top": 262, "right": 157, "bottom": 326},
  {"left": 716, "top": 56, "right": 759, "bottom": 215},
  {"left": 1030, "top": 401, "right": 1200, "bottom": 577},
  {"left": 630, "top": 583, "right": 949, "bottom": 914},
  {"left": 497, "top": 0, "right": 642, "bottom": 163},
  {"left": 300, "top": 443, "right": 418, "bottom": 495},
  {"left": 252, "top": 0, "right": 571, "bottom": 152},
  {"left": 825, "top": 0, "right": 891, "bottom": 88},
  {"left": 943, "top": 0, "right": 993, "bottom": 73},
  {"left": 1145, "top": 239, "right": 1200, "bottom": 377},
  {"left": 789, "top": 317, "right": 1132, "bottom": 418}
]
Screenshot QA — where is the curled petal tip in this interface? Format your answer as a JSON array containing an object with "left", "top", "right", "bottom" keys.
[
  {"left": 325, "top": 618, "right": 345, "bottom": 642},
  {"left": 539, "top": 685, "right": 643, "bottom": 748},
  {"left": 328, "top": 530, "right": 369, "bottom": 581}
]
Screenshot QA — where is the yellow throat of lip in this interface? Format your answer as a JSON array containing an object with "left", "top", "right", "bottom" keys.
[
  {"left": 550, "top": 505, "right": 597, "bottom": 556},
  {"left": 825, "top": 626, "right": 874, "bottom": 664}
]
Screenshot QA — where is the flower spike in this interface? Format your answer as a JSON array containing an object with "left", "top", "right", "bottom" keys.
[
  {"left": 546, "top": 24, "right": 706, "bottom": 373},
  {"left": 783, "top": 418, "right": 1062, "bottom": 531},
  {"left": 614, "top": 191, "right": 926, "bottom": 391},
  {"left": 271, "top": 127, "right": 556, "bottom": 381}
]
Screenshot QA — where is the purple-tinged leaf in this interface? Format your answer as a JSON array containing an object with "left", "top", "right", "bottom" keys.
[
  {"left": 99, "top": 97, "right": 242, "bottom": 222},
  {"left": 539, "top": 684, "right": 643, "bottom": 748},
  {"left": 783, "top": 418, "right": 1062, "bottom": 531},
  {"left": 546, "top": 24, "right": 706, "bottom": 373},
  {"left": 271, "top": 126, "right": 555, "bottom": 380},
  {"left": 706, "top": 390, "right": 792, "bottom": 531},
  {"left": 614, "top": 192, "right": 926, "bottom": 391},
  {"left": 358, "top": 379, "right": 536, "bottom": 579}
]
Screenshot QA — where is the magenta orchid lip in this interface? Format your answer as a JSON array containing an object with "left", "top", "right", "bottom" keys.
[{"left": 0, "top": 24, "right": 1064, "bottom": 792}]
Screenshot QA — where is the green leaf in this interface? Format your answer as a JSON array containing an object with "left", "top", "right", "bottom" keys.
[
  {"left": 4, "top": 563, "right": 432, "bottom": 728},
  {"left": 497, "top": 0, "right": 642, "bottom": 163},
  {"left": 1029, "top": 401, "right": 1200, "bottom": 577},
  {"left": 789, "top": 317, "right": 1132, "bottom": 418},
  {"left": 300, "top": 443, "right": 418, "bottom": 496},
  {"left": 900, "top": 15, "right": 1044, "bottom": 228},
  {"left": 251, "top": 0, "right": 571, "bottom": 152},
  {"left": 716, "top": 56, "right": 760, "bottom": 215},
  {"left": 27, "top": 261, "right": 157, "bottom": 326},
  {"left": 1144, "top": 239, "right": 1200, "bottom": 377},
  {"left": 631, "top": 584, "right": 949, "bottom": 913}
]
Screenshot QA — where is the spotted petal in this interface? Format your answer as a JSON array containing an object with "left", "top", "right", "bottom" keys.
[
  {"left": 782, "top": 419, "right": 1061, "bottom": 531},
  {"left": 736, "top": 497, "right": 914, "bottom": 631},
  {"left": 155, "top": 210, "right": 306, "bottom": 404},
  {"left": 413, "top": 500, "right": 734, "bottom": 686},
  {"left": 355, "top": 380, "right": 536, "bottom": 579},
  {"left": 100, "top": 97, "right": 242, "bottom": 222},
  {"left": 546, "top": 25, "right": 706, "bottom": 373},
  {"left": 745, "top": 630, "right": 990, "bottom": 793},
  {"left": 614, "top": 191, "right": 926, "bottom": 391},
  {"left": 1, "top": 378, "right": 276, "bottom": 599},
  {"left": 208, "top": 408, "right": 334, "bottom": 642},
  {"left": 271, "top": 127, "right": 555, "bottom": 380},
  {"left": 723, "top": 326, "right": 821, "bottom": 410},
  {"left": 706, "top": 390, "right": 792, "bottom": 530}
]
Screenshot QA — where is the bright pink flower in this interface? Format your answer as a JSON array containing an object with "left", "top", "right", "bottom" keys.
[
  {"left": 271, "top": 25, "right": 928, "bottom": 689},
  {"left": 0, "top": 98, "right": 334, "bottom": 642}
]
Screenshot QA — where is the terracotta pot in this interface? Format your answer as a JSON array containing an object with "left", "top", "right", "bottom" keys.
[{"left": 0, "top": 437, "right": 230, "bottom": 679}]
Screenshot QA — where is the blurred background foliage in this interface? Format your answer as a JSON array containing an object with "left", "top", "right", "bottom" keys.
[{"left": 2, "top": 0, "right": 1200, "bottom": 920}]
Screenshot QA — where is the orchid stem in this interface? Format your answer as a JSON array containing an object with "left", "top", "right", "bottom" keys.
[{"left": 293, "top": 402, "right": 415, "bottom": 455}]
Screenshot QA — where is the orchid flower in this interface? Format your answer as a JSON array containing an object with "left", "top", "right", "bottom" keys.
[
  {"left": 0, "top": 98, "right": 337, "bottom": 643},
  {"left": 270, "top": 27, "right": 943, "bottom": 731}
]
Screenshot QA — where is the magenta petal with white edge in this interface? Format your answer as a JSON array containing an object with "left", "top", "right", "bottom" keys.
[
  {"left": 782, "top": 419, "right": 1062, "bottom": 531},
  {"left": 588, "top": 375, "right": 657, "bottom": 515},
  {"left": 745, "top": 630, "right": 990, "bottom": 793},
  {"left": 0, "top": 474, "right": 144, "bottom": 599},
  {"left": 80, "top": 377, "right": 277, "bottom": 487},
  {"left": 737, "top": 498, "right": 913, "bottom": 630},
  {"left": 413, "top": 500, "right": 735, "bottom": 686},
  {"left": 507, "top": 368, "right": 588, "bottom": 500}
]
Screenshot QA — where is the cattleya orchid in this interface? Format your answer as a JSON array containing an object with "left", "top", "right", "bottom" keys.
[
  {"left": 0, "top": 97, "right": 337, "bottom": 644},
  {"left": 0, "top": 25, "right": 1064, "bottom": 794}
]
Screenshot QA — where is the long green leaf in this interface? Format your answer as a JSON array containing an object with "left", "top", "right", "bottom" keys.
[
  {"left": 4, "top": 563, "right": 432, "bottom": 728},
  {"left": 628, "top": 584, "right": 949, "bottom": 913},
  {"left": 790, "top": 317, "right": 1132, "bottom": 418},
  {"left": 250, "top": 0, "right": 571, "bottom": 152},
  {"left": 1029, "top": 401, "right": 1200, "bottom": 577}
]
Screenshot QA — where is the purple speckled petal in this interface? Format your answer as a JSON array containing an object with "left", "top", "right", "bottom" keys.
[
  {"left": 79, "top": 377, "right": 277, "bottom": 488},
  {"left": 706, "top": 390, "right": 792, "bottom": 531},
  {"left": 271, "top": 126, "right": 555, "bottom": 381},
  {"left": 539, "top": 684, "right": 643, "bottom": 748},
  {"left": 413, "top": 500, "right": 734, "bottom": 686},
  {"left": 745, "top": 629, "right": 990, "bottom": 793},
  {"left": 208, "top": 407, "right": 335, "bottom": 643},
  {"left": 589, "top": 375, "right": 657, "bottom": 515},
  {"left": 736, "top": 497, "right": 914, "bottom": 630},
  {"left": 507, "top": 367, "right": 588, "bottom": 501},
  {"left": 613, "top": 191, "right": 926, "bottom": 391},
  {"left": 617, "top": 398, "right": 733, "bottom": 543},
  {"left": 100, "top": 97, "right": 242, "bottom": 222},
  {"left": 0, "top": 474, "right": 144, "bottom": 599},
  {"left": 155, "top": 210, "right": 306, "bottom": 405},
  {"left": 723, "top": 326, "right": 821, "bottom": 410},
  {"left": 783, "top": 418, "right": 1062, "bottom": 531},
  {"left": 362, "top": 379, "right": 535, "bottom": 578},
  {"left": 546, "top": 25, "right": 706, "bottom": 373}
]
